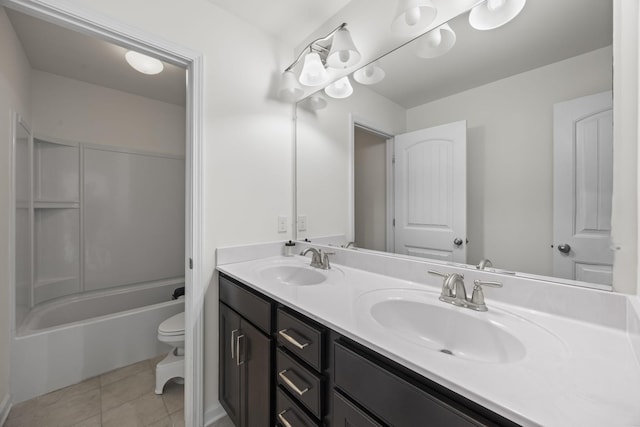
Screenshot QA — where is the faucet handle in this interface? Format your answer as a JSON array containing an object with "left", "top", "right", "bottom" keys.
[
  {"left": 320, "top": 251, "right": 335, "bottom": 270},
  {"left": 428, "top": 270, "right": 463, "bottom": 279},
  {"left": 470, "top": 280, "right": 502, "bottom": 310}
]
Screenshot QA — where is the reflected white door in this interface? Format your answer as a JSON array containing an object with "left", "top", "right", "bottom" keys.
[
  {"left": 393, "top": 120, "right": 466, "bottom": 262},
  {"left": 553, "top": 91, "right": 613, "bottom": 285}
]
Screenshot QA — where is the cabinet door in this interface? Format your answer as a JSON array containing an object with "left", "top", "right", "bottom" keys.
[
  {"left": 333, "top": 391, "right": 382, "bottom": 427},
  {"left": 240, "top": 318, "right": 271, "bottom": 427},
  {"left": 219, "top": 303, "right": 242, "bottom": 426}
]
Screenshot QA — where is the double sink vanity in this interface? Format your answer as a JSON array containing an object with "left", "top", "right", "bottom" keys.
[{"left": 216, "top": 241, "right": 640, "bottom": 426}]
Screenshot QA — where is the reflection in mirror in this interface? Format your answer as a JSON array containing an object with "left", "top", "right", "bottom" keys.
[{"left": 296, "top": 0, "right": 613, "bottom": 288}]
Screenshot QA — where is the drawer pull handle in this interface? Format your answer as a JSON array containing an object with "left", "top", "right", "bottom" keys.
[
  {"left": 278, "top": 329, "right": 309, "bottom": 349},
  {"left": 236, "top": 334, "right": 245, "bottom": 366},
  {"left": 277, "top": 410, "right": 293, "bottom": 427},
  {"left": 230, "top": 329, "right": 238, "bottom": 359},
  {"left": 278, "top": 369, "right": 309, "bottom": 396}
]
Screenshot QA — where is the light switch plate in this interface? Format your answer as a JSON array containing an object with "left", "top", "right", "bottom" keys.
[
  {"left": 298, "top": 215, "right": 307, "bottom": 231},
  {"left": 277, "top": 216, "right": 287, "bottom": 233}
]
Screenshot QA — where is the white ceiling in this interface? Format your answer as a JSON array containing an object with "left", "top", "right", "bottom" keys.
[{"left": 5, "top": 8, "right": 186, "bottom": 106}]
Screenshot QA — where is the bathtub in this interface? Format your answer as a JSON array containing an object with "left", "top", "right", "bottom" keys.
[{"left": 11, "top": 278, "right": 185, "bottom": 403}]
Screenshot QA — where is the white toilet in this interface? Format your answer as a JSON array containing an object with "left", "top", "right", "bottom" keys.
[{"left": 155, "top": 311, "right": 185, "bottom": 394}]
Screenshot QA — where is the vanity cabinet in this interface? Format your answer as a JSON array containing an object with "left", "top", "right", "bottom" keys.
[
  {"left": 218, "top": 273, "right": 518, "bottom": 427},
  {"left": 219, "top": 276, "right": 272, "bottom": 427}
]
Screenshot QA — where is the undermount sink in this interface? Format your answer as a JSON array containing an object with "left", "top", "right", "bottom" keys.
[
  {"left": 258, "top": 264, "right": 327, "bottom": 286},
  {"left": 358, "top": 289, "right": 565, "bottom": 364}
]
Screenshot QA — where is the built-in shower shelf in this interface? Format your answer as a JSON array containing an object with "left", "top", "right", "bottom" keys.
[
  {"left": 34, "top": 200, "right": 80, "bottom": 209},
  {"left": 34, "top": 277, "right": 77, "bottom": 288}
]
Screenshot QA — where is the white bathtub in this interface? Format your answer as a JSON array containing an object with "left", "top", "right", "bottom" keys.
[{"left": 11, "top": 278, "right": 185, "bottom": 403}]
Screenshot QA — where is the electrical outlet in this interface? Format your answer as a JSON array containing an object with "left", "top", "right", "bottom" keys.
[
  {"left": 298, "top": 215, "right": 307, "bottom": 231},
  {"left": 277, "top": 216, "right": 287, "bottom": 233}
]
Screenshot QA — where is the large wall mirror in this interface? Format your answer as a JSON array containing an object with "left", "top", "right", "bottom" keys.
[{"left": 295, "top": 0, "right": 614, "bottom": 289}]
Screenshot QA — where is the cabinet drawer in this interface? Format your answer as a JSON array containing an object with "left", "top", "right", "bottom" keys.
[
  {"left": 276, "top": 387, "right": 320, "bottom": 427},
  {"left": 219, "top": 274, "right": 271, "bottom": 334},
  {"left": 277, "top": 348, "right": 322, "bottom": 419},
  {"left": 334, "top": 342, "right": 483, "bottom": 427},
  {"left": 333, "top": 391, "right": 383, "bottom": 427},
  {"left": 277, "top": 308, "right": 323, "bottom": 371}
]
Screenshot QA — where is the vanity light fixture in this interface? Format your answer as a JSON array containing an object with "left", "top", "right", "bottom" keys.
[
  {"left": 391, "top": 0, "right": 437, "bottom": 35},
  {"left": 278, "top": 70, "right": 303, "bottom": 102},
  {"left": 325, "top": 76, "right": 353, "bottom": 99},
  {"left": 125, "top": 51, "right": 163, "bottom": 75},
  {"left": 416, "top": 23, "right": 456, "bottom": 58},
  {"left": 278, "top": 23, "right": 361, "bottom": 100},
  {"left": 353, "top": 62, "right": 386, "bottom": 85},
  {"left": 469, "top": 0, "right": 527, "bottom": 31},
  {"left": 308, "top": 95, "right": 328, "bottom": 111}
]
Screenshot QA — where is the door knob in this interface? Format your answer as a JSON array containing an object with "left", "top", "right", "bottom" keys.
[
  {"left": 557, "top": 243, "right": 571, "bottom": 254},
  {"left": 453, "top": 238, "right": 463, "bottom": 247}
]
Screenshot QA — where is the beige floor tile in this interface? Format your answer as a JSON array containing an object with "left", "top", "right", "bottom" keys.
[
  {"left": 35, "top": 387, "right": 101, "bottom": 427},
  {"left": 4, "top": 412, "right": 38, "bottom": 427},
  {"left": 100, "top": 360, "right": 152, "bottom": 387},
  {"left": 101, "top": 370, "right": 155, "bottom": 413},
  {"left": 160, "top": 382, "right": 183, "bottom": 414},
  {"left": 72, "top": 414, "right": 102, "bottom": 427},
  {"left": 6, "top": 397, "right": 38, "bottom": 422},
  {"left": 102, "top": 393, "right": 167, "bottom": 427},
  {"left": 169, "top": 409, "right": 184, "bottom": 427},
  {"left": 37, "top": 376, "right": 100, "bottom": 408},
  {"left": 147, "top": 416, "right": 174, "bottom": 427}
]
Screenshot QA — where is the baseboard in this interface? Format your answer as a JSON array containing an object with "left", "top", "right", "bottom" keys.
[
  {"left": 204, "top": 402, "right": 227, "bottom": 427},
  {"left": 0, "top": 394, "right": 11, "bottom": 427}
]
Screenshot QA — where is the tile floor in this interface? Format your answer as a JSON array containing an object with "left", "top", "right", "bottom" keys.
[{"left": 4, "top": 354, "right": 227, "bottom": 427}]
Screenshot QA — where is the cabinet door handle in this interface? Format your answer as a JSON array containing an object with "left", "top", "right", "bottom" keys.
[
  {"left": 277, "top": 410, "right": 293, "bottom": 427},
  {"left": 230, "top": 329, "right": 239, "bottom": 360},
  {"left": 278, "top": 329, "right": 309, "bottom": 350},
  {"left": 236, "top": 334, "right": 245, "bottom": 366},
  {"left": 278, "top": 369, "right": 309, "bottom": 396}
]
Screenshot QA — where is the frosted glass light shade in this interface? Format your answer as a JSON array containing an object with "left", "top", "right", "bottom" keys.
[
  {"left": 299, "top": 52, "right": 329, "bottom": 86},
  {"left": 125, "top": 51, "right": 163, "bottom": 75},
  {"left": 353, "top": 62, "right": 385, "bottom": 85},
  {"left": 325, "top": 76, "right": 353, "bottom": 99},
  {"left": 469, "top": 0, "right": 526, "bottom": 31},
  {"left": 308, "top": 95, "right": 328, "bottom": 110},
  {"left": 391, "top": 0, "right": 437, "bottom": 35},
  {"left": 416, "top": 24, "right": 456, "bottom": 58},
  {"left": 327, "top": 27, "right": 361, "bottom": 69},
  {"left": 278, "top": 71, "right": 303, "bottom": 102}
]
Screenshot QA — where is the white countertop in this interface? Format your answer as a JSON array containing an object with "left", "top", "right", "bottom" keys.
[{"left": 217, "top": 254, "right": 640, "bottom": 427}]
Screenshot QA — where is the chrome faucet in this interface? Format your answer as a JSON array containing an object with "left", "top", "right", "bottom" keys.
[
  {"left": 342, "top": 241, "right": 356, "bottom": 249},
  {"left": 300, "top": 247, "right": 334, "bottom": 270},
  {"left": 476, "top": 258, "right": 493, "bottom": 270},
  {"left": 428, "top": 270, "right": 502, "bottom": 311}
]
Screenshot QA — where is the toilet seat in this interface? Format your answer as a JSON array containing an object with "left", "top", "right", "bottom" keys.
[{"left": 158, "top": 312, "right": 184, "bottom": 336}]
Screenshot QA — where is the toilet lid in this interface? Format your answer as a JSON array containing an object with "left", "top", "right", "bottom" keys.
[{"left": 159, "top": 312, "right": 185, "bottom": 335}]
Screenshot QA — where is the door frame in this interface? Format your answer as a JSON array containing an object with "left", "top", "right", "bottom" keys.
[
  {"left": 2, "top": 1, "right": 205, "bottom": 425},
  {"left": 348, "top": 114, "right": 394, "bottom": 249}
]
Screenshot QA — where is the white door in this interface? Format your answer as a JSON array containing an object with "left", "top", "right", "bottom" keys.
[
  {"left": 553, "top": 91, "right": 613, "bottom": 285},
  {"left": 393, "top": 121, "right": 466, "bottom": 262}
]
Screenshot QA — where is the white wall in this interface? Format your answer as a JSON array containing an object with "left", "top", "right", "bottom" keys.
[
  {"left": 31, "top": 70, "right": 185, "bottom": 156},
  {"left": 0, "top": 5, "right": 31, "bottom": 413},
  {"left": 354, "top": 127, "right": 387, "bottom": 251},
  {"left": 297, "top": 86, "right": 405, "bottom": 241},
  {"left": 60, "top": 0, "right": 296, "bottom": 413},
  {"left": 406, "top": 47, "right": 612, "bottom": 278}
]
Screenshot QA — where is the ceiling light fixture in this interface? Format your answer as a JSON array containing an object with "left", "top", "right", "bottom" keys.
[
  {"left": 469, "top": 0, "right": 526, "bottom": 31},
  {"left": 353, "top": 62, "right": 386, "bottom": 85},
  {"left": 325, "top": 76, "right": 353, "bottom": 99},
  {"left": 125, "top": 51, "right": 164, "bottom": 75},
  {"left": 416, "top": 23, "right": 456, "bottom": 58},
  {"left": 278, "top": 23, "right": 361, "bottom": 101},
  {"left": 391, "top": 0, "right": 437, "bottom": 35},
  {"left": 278, "top": 70, "right": 303, "bottom": 102}
]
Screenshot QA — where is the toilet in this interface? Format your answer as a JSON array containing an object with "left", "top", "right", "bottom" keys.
[{"left": 155, "top": 311, "right": 185, "bottom": 394}]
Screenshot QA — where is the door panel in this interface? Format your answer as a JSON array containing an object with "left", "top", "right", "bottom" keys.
[
  {"left": 241, "top": 319, "right": 271, "bottom": 427},
  {"left": 394, "top": 121, "right": 467, "bottom": 263},
  {"left": 219, "top": 303, "right": 241, "bottom": 426},
  {"left": 553, "top": 91, "right": 613, "bottom": 285}
]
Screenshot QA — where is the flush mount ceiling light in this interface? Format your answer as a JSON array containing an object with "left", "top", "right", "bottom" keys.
[
  {"left": 416, "top": 23, "right": 456, "bottom": 58},
  {"left": 353, "top": 62, "right": 386, "bottom": 85},
  {"left": 325, "top": 76, "right": 353, "bottom": 99},
  {"left": 125, "top": 51, "right": 164, "bottom": 75},
  {"left": 278, "top": 23, "right": 361, "bottom": 101},
  {"left": 391, "top": 0, "right": 437, "bottom": 35},
  {"left": 469, "top": 0, "right": 526, "bottom": 31}
]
